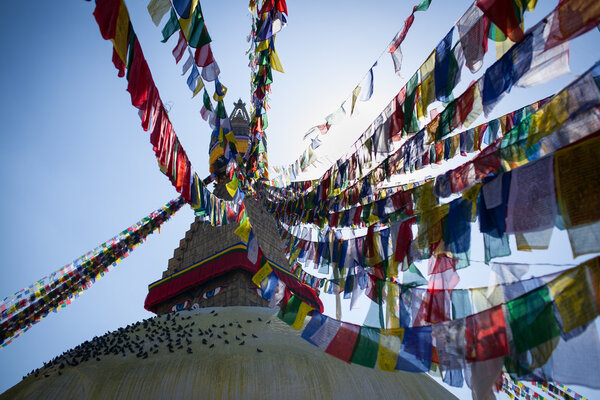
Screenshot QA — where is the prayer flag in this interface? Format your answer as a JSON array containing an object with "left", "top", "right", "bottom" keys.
[
  {"left": 378, "top": 328, "right": 404, "bottom": 371},
  {"left": 161, "top": 9, "right": 180, "bottom": 43},
  {"left": 147, "top": 0, "right": 171, "bottom": 26},
  {"left": 476, "top": 0, "right": 524, "bottom": 42},
  {"left": 554, "top": 135, "right": 600, "bottom": 229},
  {"left": 548, "top": 258, "right": 599, "bottom": 333},
  {"left": 350, "top": 326, "right": 380, "bottom": 368},
  {"left": 457, "top": 4, "right": 489, "bottom": 73},
  {"left": 234, "top": 210, "right": 252, "bottom": 243},
  {"left": 186, "top": 65, "right": 200, "bottom": 92},
  {"left": 181, "top": 53, "right": 194, "bottom": 75},
  {"left": 395, "top": 325, "right": 432, "bottom": 372},
  {"left": 194, "top": 43, "right": 214, "bottom": 67},
  {"left": 324, "top": 322, "right": 360, "bottom": 363},
  {"left": 506, "top": 285, "right": 560, "bottom": 353},
  {"left": 465, "top": 305, "right": 509, "bottom": 361},
  {"left": 360, "top": 62, "right": 377, "bottom": 101},
  {"left": 172, "top": 30, "right": 187, "bottom": 64},
  {"left": 188, "top": 5, "right": 212, "bottom": 48},
  {"left": 505, "top": 155, "right": 557, "bottom": 234},
  {"left": 173, "top": 0, "right": 192, "bottom": 19}
]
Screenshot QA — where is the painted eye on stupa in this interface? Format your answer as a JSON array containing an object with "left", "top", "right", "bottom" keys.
[
  {"left": 171, "top": 300, "right": 189, "bottom": 312},
  {"left": 201, "top": 286, "right": 224, "bottom": 300}
]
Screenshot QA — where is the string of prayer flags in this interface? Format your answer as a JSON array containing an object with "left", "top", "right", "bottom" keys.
[
  {"left": 94, "top": 0, "right": 251, "bottom": 232},
  {"left": 388, "top": 0, "right": 433, "bottom": 75},
  {"left": 268, "top": 56, "right": 600, "bottom": 233},
  {"left": 289, "top": 257, "right": 599, "bottom": 390},
  {"left": 149, "top": 0, "right": 246, "bottom": 179},
  {"left": 0, "top": 197, "right": 184, "bottom": 347},
  {"left": 246, "top": 0, "right": 289, "bottom": 183},
  {"left": 271, "top": 0, "right": 599, "bottom": 193}
]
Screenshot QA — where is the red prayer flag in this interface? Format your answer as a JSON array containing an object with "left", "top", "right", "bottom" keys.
[
  {"left": 473, "top": 140, "right": 501, "bottom": 179},
  {"left": 389, "top": 13, "right": 416, "bottom": 53},
  {"left": 476, "top": 0, "right": 524, "bottom": 42},
  {"left": 545, "top": 0, "right": 600, "bottom": 50},
  {"left": 325, "top": 322, "right": 360, "bottom": 363},
  {"left": 126, "top": 38, "right": 153, "bottom": 109},
  {"left": 93, "top": 0, "right": 120, "bottom": 40},
  {"left": 389, "top": 90, "right": 406, "bottom": 140},
  {"left": 414, "top": 289, "right": 452, "bottom": 325},
  {"left": 465, "top": 305, "right": 509, "bottom": 362},
  {"left": 172, "top": 30, "right": 187, "bottom": 64},
  {"left": 394, "top": 217, "right": 415, "bottom": 263},
  {"left": 195, "top": 43, "right": 215, "bottom": 67},
  {"left": 452, "top": 81, "right": 477, "bottom": 130}
]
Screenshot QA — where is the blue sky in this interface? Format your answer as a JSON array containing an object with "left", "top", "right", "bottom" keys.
[{"left": 0, "top": 0, "right": 598, "bottom": 397}]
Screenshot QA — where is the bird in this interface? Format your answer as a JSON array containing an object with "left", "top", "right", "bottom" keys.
[
  {"left": 224, "top": 340, "right": 229, "bottom": 344},
  {"left": 252, "top": 334, "right": 258, "bottom": 338},
  {"left": 256, "top": 348, "right": 263, "bottom": 353},
  {"left": 209, "top": 344, "right": 214, "bottom": 349},
  {"left": 239, "top": 341, "right": 245, "bottom": 346}
]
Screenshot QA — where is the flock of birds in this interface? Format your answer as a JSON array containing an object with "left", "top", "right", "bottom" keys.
[{"left": 22, "top": 309, "right": 270, "bottom": 381}]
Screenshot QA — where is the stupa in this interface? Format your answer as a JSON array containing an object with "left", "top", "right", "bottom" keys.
[{"left": 0, "top": 101, "right": 457, "bottom": 400}]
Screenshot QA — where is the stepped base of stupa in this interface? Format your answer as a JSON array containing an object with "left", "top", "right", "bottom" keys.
[{"left": 1, "top": 307, "right": 456, "bottom": 400}]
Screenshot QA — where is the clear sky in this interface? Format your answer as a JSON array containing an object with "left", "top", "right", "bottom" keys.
[{"left": 0, "top": 0, "right": 598, "bottom": 397}]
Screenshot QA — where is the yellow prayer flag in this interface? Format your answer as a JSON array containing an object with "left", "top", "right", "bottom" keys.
[
  {"left": 386, "top": 282, "right": 400, "bottom": 329},
  {"left": 351, "top": 85, "right": 362, "bottom": 115},
  {"left": 226, "top": 176, "right": 239, "bottom": 197},
  {"left": 420, "top": 50, "right": 436, "bottom": 80},
  {"left": 495, "top": 38, "right": 515, "bottom": 60},
  {"left": 417, "top": 73, "right": 435, "bottom": 121},
  {"left": 251, "top": 262, "right": 273, "bottom": 287},
  {"left": 147, "top": 0, "right": 171, "bottom": 27},
  {"left": 112, "top": 0, "right": 130, "bottom": 64},
  {"left": 270, "top": 47, "right": 284, "bottom": 73},
  {"left": 527, "top": 90, "right": 569, "bottom": 147},
  {"left": 291, "top": 302, "right": 314, "bottom": 330},
  {"left": 256, "top": 40, "right": 269, "bottom": 52},
  {"left": 554, "top": 135, "right": 600, "bottom": 228},
  {"left": 378, "top": 328, "right": 404, "bottom": 371},
  {"left": 192, "top": 77, "right": 205, "bottom": 98},
  {"left": 234, "top": 214, "right": 252, "bottom": 243},
  {"left": 549, "top": 260, "right": 598, "bottom": 333}
]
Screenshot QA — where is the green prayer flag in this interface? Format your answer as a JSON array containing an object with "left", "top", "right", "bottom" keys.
[
  {"left": 349, "top": 326, "right": 380, "bottom": 368},
  {"left": 404, "top": 73, "right": 420, "bottom": 133},
  {"left": 202, "top": 89, "right": 212, "bottom": 110},
  {"left": 161, "top": 9, "right": 179, "bottom": 43},
  {"left": 278, "top": 295, "right": 302, "bottom": 325},
  {"left": 215, "top": 100, "right": 227, "bottom": 119},
  {"left": 402, "top": 263, "right": 428, "bottom": 287},
  {"left": 506, "top": 285, "right": 561, "bottom": 353},
  {"left": 415, "top": 0, "right": 432, "bottom": 12},
  {"left": 435, "top": 99, "right": 455, "bottom": 141},
  {"left": 126, "top": 28, "right": 136, "bottom": 80},
  {"left": 188, "top": 6, "right": 211, "bottom": 48}
]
